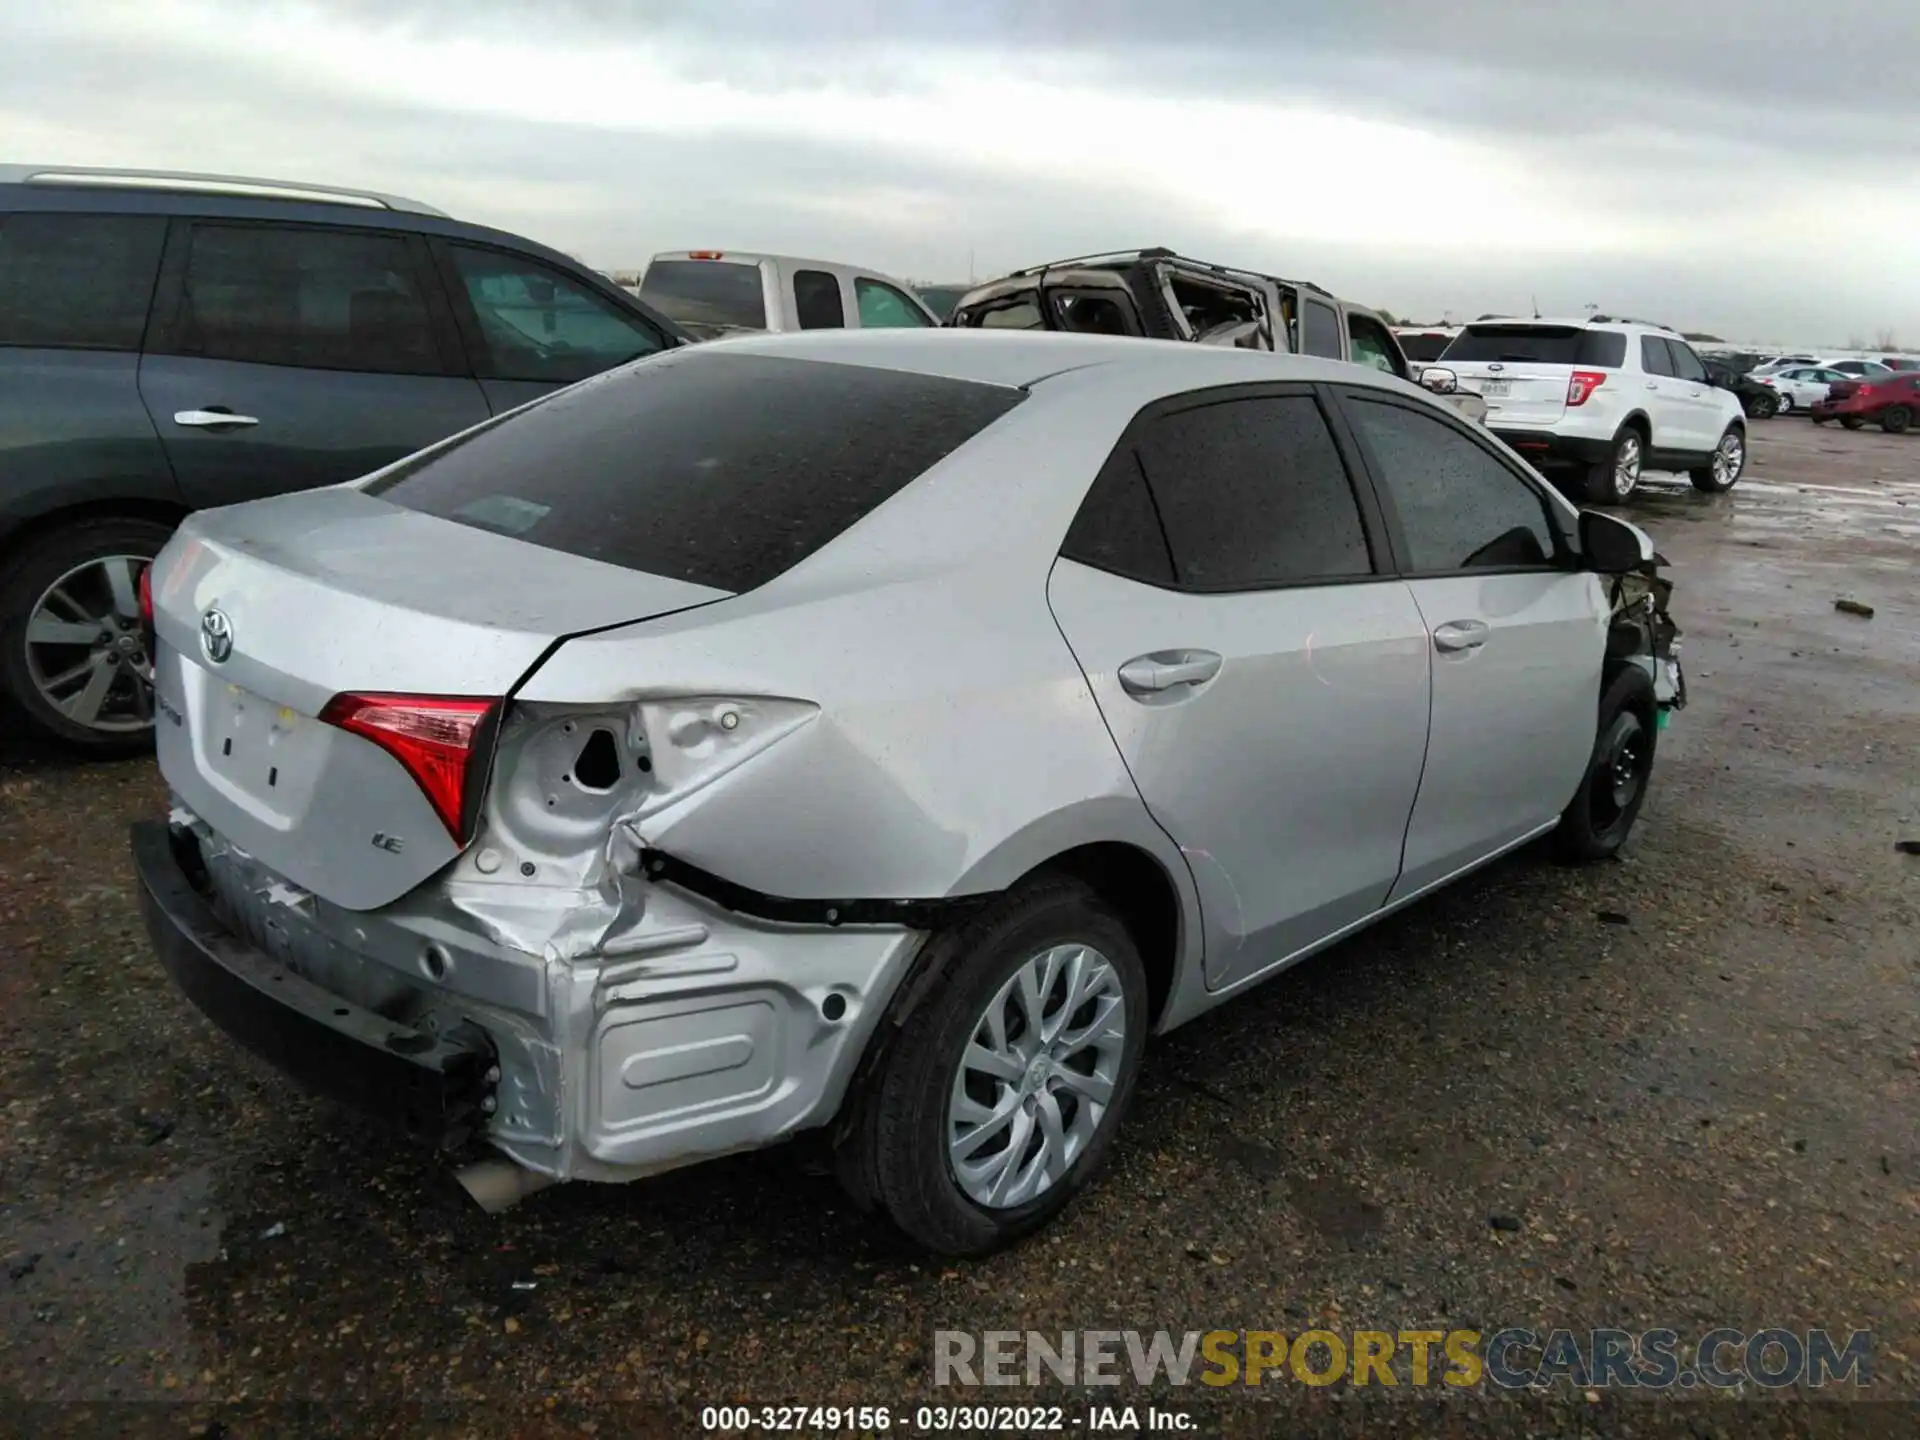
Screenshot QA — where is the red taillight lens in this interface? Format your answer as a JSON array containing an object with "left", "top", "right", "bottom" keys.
[
  {"left": 137, "top": 563, "right": 154, "bottom": 630},
  {"left": 1853, "top": 383, "right": 1877, "bottom": 399},
  {"left": 1567, "top": 370, "right": 1607, "bottom": 406},
  {"left": 319, "top": 693, "right": 498, "bottom": 842}
]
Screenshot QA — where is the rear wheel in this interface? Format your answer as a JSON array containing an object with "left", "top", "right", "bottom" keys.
[
  {"left": 0, "top": 516, "right": 174, "bottom": 754},
  {"left": 1582, "top": 426, "right": 1644, "bottom": 503},
  {"left": 834, "top": 876, "right": 1149, "bottom": 1256},
  {"left": 1555, "top": 666, "right": 1658, "bottom": 862},
  {"left": 1882, "top": 406, "right": 1912, "bottom": 435},
  {"left": 1840, "top": 416, "right": 1865, "bottom": 431},
  {"left": 1690, "top": 425, "right": 1746, "bottom": 492},
  {"left": 1754, "top": 392, "right": 1779, "bottom": 419}
]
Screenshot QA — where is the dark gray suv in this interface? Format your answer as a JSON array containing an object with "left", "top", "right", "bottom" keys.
[{"left": 0, "top": 164, "right": 686, "bottom": 752}]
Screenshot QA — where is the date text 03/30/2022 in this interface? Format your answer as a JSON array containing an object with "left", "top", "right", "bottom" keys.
[{"left": 700, "top": 1404, "right": 1194, "bottom": 1432}]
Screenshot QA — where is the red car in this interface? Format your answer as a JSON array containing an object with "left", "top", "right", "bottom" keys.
[{"left": 1811, "top": 371, "right": 1919, "bottom": 433}]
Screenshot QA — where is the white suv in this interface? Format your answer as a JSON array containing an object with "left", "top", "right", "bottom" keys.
[{"left": 1424, "top": 318, "right": 1747, "bottom": 502}]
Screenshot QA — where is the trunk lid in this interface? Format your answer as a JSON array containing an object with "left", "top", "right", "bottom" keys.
[{"left": 149, "top": 485, "right": 729, "bottom": 910}]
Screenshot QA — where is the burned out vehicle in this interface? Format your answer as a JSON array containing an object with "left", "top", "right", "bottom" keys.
[{"left": 946, "top": 248, "right": 1488, "bottom": 425}]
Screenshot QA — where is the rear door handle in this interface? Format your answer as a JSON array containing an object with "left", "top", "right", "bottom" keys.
[
  {"left": 1432, "top": 619, "right": 1490, "bottom": 653},
  {"left": 173, "top": 408, "right": 259, "bottom": 429},
  {"left": 1118, "top": 649, "right": 1223, "bottom": 696}
]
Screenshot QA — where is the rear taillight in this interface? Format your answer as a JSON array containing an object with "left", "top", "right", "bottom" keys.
[
  {"left": 1853, "top": 383, "right": 1877, "bottom": 399},
  {"left": 320, "top": 693, "right": 499, "bottom": 843},
  {"left": 137, "top": 563, "right": 154, "bottom": 635},
  {"left": 1567, "top": 370, "right": 1607, "bottom": 406}
]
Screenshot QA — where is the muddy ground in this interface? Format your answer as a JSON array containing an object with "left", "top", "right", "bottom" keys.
[{"left": 2, "top": 418, "right": 1916, "bottom": 1437}]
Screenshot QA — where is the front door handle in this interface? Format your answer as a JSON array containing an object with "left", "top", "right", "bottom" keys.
[
  {"left": 173, "top": 408, "right": 260, "bottom": 429},
  {"left": 1432, "top": 619, "right": 1490, "bottom": 653},
  {"left": 1118, "top": 649, "right": 1223, "bottom": 696},
  {"left": 1645, "top": 381, "right": 1659, "bottom": 391}
]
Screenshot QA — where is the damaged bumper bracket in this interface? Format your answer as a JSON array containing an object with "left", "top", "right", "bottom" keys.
[
  {"left": 636, "top": 846, "right": 988, "bottom": 931},
  {"left": 130, "top": 820, "right": 498, "bottom": 1150}
]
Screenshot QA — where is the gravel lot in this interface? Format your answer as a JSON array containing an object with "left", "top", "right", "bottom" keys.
[{"left": 2, "top": 418, "right": 1916, "bottom": 1436}]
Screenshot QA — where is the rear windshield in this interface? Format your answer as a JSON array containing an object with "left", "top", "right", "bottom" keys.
[
  {"left": 637, "top": 260, "right": 768, "bottom": 331},
  {"left": 366, "top": 351, "right": 1025, "bottom": 593},
  {"left": 1397, "top": 332, "right": 1452, "bottom": 362},
  {"left": 1441, "top": 325, "right": 1627, "bottom": 368}
]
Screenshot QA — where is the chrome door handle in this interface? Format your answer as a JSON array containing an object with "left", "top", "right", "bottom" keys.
[
  {"left": 1118, "top": 649, "right": 1223, "bottom": 695},
  {"left": 1432, "top": 620, "right": 1490, "bottom": 653},
  {"left": 173, "top": 409, "right": 259, "bottom": 428}
]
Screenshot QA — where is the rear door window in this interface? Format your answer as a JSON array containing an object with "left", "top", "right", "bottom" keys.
[
  {"left": 1443, "top": 325, "right": 1626, "bottom": 367},
  {"left": 1133, "top": 393, "right": 1373, "bottom": 589},
  {"left": 637, "top": 259, "right": 768, "bottom": 332},
  {"left": 446, "top": 244, "right": 667, "bottom": 384},
  {"left": 1640, "top": 336, "right": 1676, "bottom": 376},
  {"left": 1049, "top": 290, "right": 1140, "bottom": 336},
  {"left": 854, "top": 278, "right": 932, "bottom": 328},
  {"left": 164, "top": 222, "right": 444, "bottom": 374},
  {"left": 793, "top": 269, "right": 846, "bottom": 330},
  {"left": 366, "top": 351, "right": 1026, "bottom": 593},
  {"left": 957, "top": 294, "right": 1046, "bottom": 329},
  {"left": 1301, "top": 299, "right": 1343, "bottom": 358},
  {"left": 1343, "top": 395, "right": 1558, "bottom": 573},
  {"left": 0, "top": 213, "right": 165, "bottom": 351}
]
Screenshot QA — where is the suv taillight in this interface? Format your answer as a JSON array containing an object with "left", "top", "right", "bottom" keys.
[
  {"left": 320, "top": 693, "right": 499, "bottom": 842},
  {"left": 137, "top": 563, "right": 154, "bottom": 633},
  {"left": 1567, "top": 370, "right": 1607, "bottom": 406},
  {"left": 1853, "top": 383, "right": 1877, "bottom": 399}
]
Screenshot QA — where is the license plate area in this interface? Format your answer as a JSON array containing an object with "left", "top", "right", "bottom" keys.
[
  {"left": 1479, "top": 379, "right": 1512, "bottom": 397},
  {"left": 198, "top": 680, "right": 328, "bottom": 815}
]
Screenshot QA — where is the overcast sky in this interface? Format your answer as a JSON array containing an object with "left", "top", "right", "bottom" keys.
[{"left": 6, "top": 0, "right": 1917, "bottom": 344}]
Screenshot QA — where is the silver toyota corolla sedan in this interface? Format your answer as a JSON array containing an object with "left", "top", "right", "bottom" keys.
[{"left": 131, "top": 330, "right": 1684, "bottom": 1256}]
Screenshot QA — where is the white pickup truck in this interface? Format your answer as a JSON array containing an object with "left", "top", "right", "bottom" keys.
[{"left": 636, "top": 251, "right": 940, "bottom": 341}]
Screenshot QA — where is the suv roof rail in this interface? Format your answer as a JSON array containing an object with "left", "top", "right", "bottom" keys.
[{"left": 0, "top": 164, "right": 449, "bottom": 217}]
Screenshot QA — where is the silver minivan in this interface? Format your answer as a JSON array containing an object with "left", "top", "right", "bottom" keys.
[{"left": 132, "top": 331, "right": 1684, "bottom": 1256}]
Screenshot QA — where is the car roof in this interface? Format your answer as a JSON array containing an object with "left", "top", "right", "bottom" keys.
[{"left": 703, "top": 327, "right": 1399, "bottom": 391}]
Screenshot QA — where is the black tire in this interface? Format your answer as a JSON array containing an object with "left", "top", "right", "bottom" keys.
[
  {"left": 1581, "top": 425, "right": 1645, "bottom": 504},
  {"left": 0, "top": 515, "right": 175, "bottom": 755},
  {"left": 1840, "top": 416, "right": 1865, "bottom": 431},
  {"left": 1555, "top": 666, "right": 1658, "bottom": 863},
  {"left": 1756, "top": 393, "right": 1779, "bottom": 419},
  {"left": 834, "top": 875, "right": 1150, "bottom": 1256},
  {"left": 1882, "top": 406, "right": 1912, "bottom": 435},
  {"left": 1689, "top": 424, "right": 1746, "bottom": 493}
]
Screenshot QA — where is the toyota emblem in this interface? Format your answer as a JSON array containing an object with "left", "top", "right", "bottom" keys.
[{"left": 200, "top": 607, "right": 234, "bottom": 664}]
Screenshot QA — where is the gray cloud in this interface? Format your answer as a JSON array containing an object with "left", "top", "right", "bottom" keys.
[{"left": 6, "top": 1, "right": 1917, "bottom": 343}]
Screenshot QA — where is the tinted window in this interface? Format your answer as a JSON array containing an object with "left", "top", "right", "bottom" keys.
[
  {"left": 1053, "top": 292, "right": 1136, "bottom": 336},
  {"left": 855, "top": 278, "right": 931, "bottom": 328},
  {"left": 1668, "top": 341, "right": 1707, "bottom": 383},
  {"left": 638, "top": 259, "right": 767, "bottom": 331},
  {"left": 167, "top": 224, "right": 440, "bottom": 374},
  {"left": 793, "top": 269, "right": 845, "bottom": 330},
  {"left": 449, "top": 245, "right": 665, "bottom": 384},
  {"left": 1398, "top": 332, "right": 1452, "bottom": 363},
  {"left": 1442, "top": 325, "right": 1626, "bottom": 367},
  {"left": 960, "top": 296, "right": 1045, "bottom": 330},
  {"left": 1345, "top": 398, "right": 1556, "bottom": 573},
  {"left": 1301, "top": 300, "right": 1343, "bottom": 358},
  {"left": 367, "top": 351, "right": 1025, "bottom": 592},
  {"left": 1060, "top": 448, "right": 1175, "bottom": 585},
  {"left": 0, "top": 213, "right": 164, "bottom": 351},
  {"left": 1347, "top": 313, "right": 1404, "bottom": 376},
  {"left": 1135, "top": 395, "right": 1371, "bottom": 589},
  {"left": 1640, "top": 335, "right": 1675, "bottom": 377}
]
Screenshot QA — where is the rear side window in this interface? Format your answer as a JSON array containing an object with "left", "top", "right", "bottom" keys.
[
  {"left": 1301, "top": 300, "right": 1343, "bottom": 358},
  {"left": 638, "top": 259, "right": 768, "bottom": 331},
  {"left": 793, "top": 269, "right": 845, "bottom": 330},
  {"left": 1443, "top": 325, "right": 1627, "bottom": 368},
  {"left": 367, "top": 351, "right": 1026, "bottom": 592},
  {"left": 1060, "top": 448, "right": 1175, "bottom": 585},
  {"left": 0, "top": 213, "right": 165, "bottom": 351},
  {"left": 855, "top": 278, "right": 932, "bottom": 328},
  {"left": 447, "top": 244, "right": 666, "bottom": 384},
  {"left": 1640, "top": 336, "right": 1675, "bottom": 376},
  {"left": 1344, "top": 397, "right": 1556, "bottom": 573},
  {"left": 168, "top": 223, "right": 442, "bottom": 374},
  {"left": 1134, "top": 394, "right": 1372, "bottom": 590}
]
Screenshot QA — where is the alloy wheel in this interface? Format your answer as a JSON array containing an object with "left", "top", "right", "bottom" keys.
[
  {"left": 23, "top": 554, "right": 156, "bottom": 736},
  {"left": 946, "top": 942, "right": 1128, "bottom": 1210},
  {"left": 1613, "top": 434, "right": 1643, "bottom": 500},
  {"left": 1712, "top": 431, "right": 1745, "bottom": 487}
]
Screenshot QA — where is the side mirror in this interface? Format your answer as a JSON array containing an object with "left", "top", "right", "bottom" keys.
[
  {"left": 1419, "top": 366, "right": 1459, "bottom": 395},
  {"left": 1580, "top": 510, "right": 1657, "bottom": 574}
]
